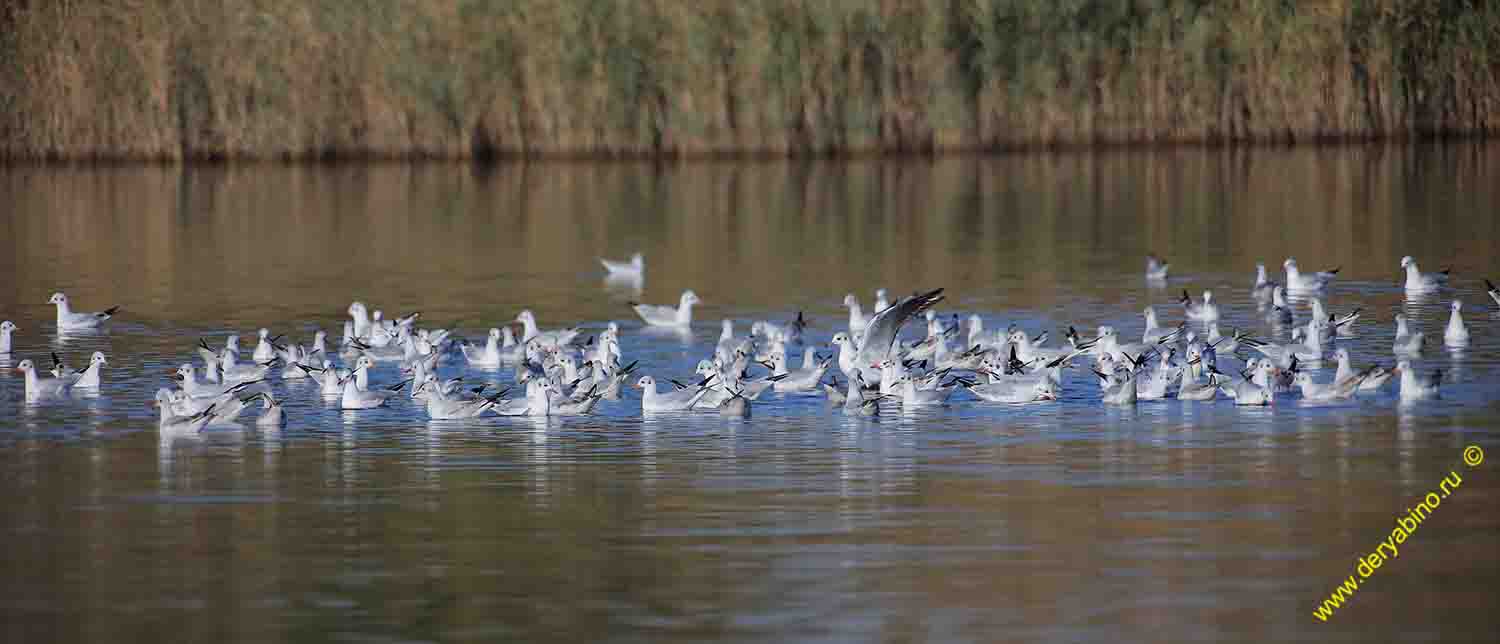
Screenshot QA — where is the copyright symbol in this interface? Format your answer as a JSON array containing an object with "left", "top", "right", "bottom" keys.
[{"left": 1465, "top": 446, "right": 1484, "bottom": 468}]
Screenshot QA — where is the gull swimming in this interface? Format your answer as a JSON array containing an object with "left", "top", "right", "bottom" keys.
[
  {"left": 461, "top": 328, "right": 507, "bottom": 366},
  {"left": 599, "top": 252, "right": 645, "bottom": 278},
  {"left": 1333, "top": 348, "right": 1393, "bottom": 392},
  {"left": 1266, "top": 286, "right": 1294, "bottom": 325},
  {"left": 841, "top": 372, "right": 881, "bottom": 416},
  {"left": 48, "top": 292, "right": 119, "bottom": 330},
  {"left": 71, "top": 351, "right": 108, "bottom": 388},
  {"left": 252, "top": 328, "right": 281, "bottom": 362},
  {"left": 14, "top": 358, "right": 74, "bottom": 398},
  {"left": 340, "top": 367, "right": 406, "bottom": 410},
  {"left": 1252, "top": 263, "right": 1279, "bottom": 300},
  {"left": 1397, "top": 361, "right": 1440, "bottom": 401},
  {"left": 515, "top": 310, "right": 580, "bottom": 347},
  {"left": 632, "top": 290, "right": 700, "bottom": 328},
  {"left": 1444, "top": 300, "right": 1470, "bottom": 347},
  {"left": 1283, "top": 258, "right": 1339, "bottom": 292},
  {"left": 1293, "top": 371, "right": 1364, "bottom": 401},
  {"left": 0, "top": 320, "right": 16, "bottom": 353},
  {"left": 1180, "top": 290, "right": 1219, "bottom": 322},
  {"left": 153, "top": 390, "right": 218, "bottom": 432},
  {"left": 1400, "top": 256, "right": 1449, "bottom": 292},
  {"left": 635, "top": 375, "right": 710, "bottom": 411},
  {"left": 256, "top": 394, "right": 287, "bottom": 427},
  {"left": 1393, "top": 313, "right": 1424, "bottom": 355},
  {"left": 1145, "top": 253, "right": 1170, "bottom": 281},
  {"left": 843, "top": 294, "right": 870, "bottom": 334}
]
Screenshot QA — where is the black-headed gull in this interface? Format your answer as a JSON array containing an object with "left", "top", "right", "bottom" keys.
[
  {"left": 1397, "top": 361, "right": 1440, "bottom": 401},
  {"left": 48, "top": 292, "right": 118, "bottom": 330},
  {"left": 716, "top": 388, "right": 751, "bottom": 418},
  {"left": 1444, "top": 300, "right": 1470, "bottom": 347},
  {"left": 71, "top": 351, "right": 108, "bottom": 388},
  {"left": 768, "top": 349, "right": 830, "bottom": 393},
  {"left": 340, "top": 366, "right": 405, "bottom": 409},
  {"left": 1293, "top": 371, "right": 1364, "bottom": 401},
  {"left": 1180, "top": 290, "right": 1219, "bottom": 322},
  {"left": 846, "top": 288, "right": 945, "bottom": 384},
  {"left": 964, "top": 372, "right": 1057, "bottom": 403},
  {"left": 14, "top": 358, "right": 73, "bottom": 398},
  {"left": 1400, "top": 256, "right": 1449, "bottom": 292},
  {"left": 1210, "top": 362, "right": 1274, "bottom": 405},
  {"left": 1393, "top": 313, "right": 1424, "bottom": 355},
  {"left": 635, "top": 375, "right": 710, "bottom": 411},
  {"left": 1145, "top": 253, "right": 1170, "bottom": 281},
  {"left": 416, "top": 375, "right": 510, "bottom": 419},
  {"left": 841, "top": 372, "right": 880, "bottom": 416},
  {"left": 1266, "top": 286, "right": 1293, "bottom": 325},
  {"left": 1093, "top": 366, "right": 1138, "bottom": 405},
  {"left": 1283, "top": 258, "right": 1339, "bottom": 292},
  {"left": 153, "top": 390, "right": 217, "bottom": 432},
  {"left": 893, "top": 374, "right": 956, "bottom": 407},
  {"left": 1333, "top": 348, "right": 1392, "bottom": 392},
  {"left": 1252, "top": 263, "right": 1279, "bottom": 300},
  {"left": 515, "top": 310, "right": 580, "bottom": 346},
  {"left": 632, "top": 290, "right": 700, "bottom": 328},
  {"left": 599, "top": 252, "right": 645, "bottom": 278},
  {"left": 462, "top": 328, "right": 506, "bottom": 366},
  {"left": 0, "top": 320, "right": 16, "bottom": 353},
  {"left": 252, "top": 328, "right": 282, "bottom": 362},
  {"left": 842, "top": 294, "right": 869, "bottom": 334},
  {"left": 256, "top": 394, "right": 287, "bottom": 427}
]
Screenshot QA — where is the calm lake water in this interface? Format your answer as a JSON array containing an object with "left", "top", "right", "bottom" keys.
[{"left": 3, "top": 146, "right": 1500, "bottom": 642}]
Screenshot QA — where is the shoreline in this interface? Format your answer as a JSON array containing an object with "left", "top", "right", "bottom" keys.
[{"left": 2, "top": 130, "right": 1493, "bottom": 166}]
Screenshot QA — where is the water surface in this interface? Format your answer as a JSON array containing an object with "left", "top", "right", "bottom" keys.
[{"left": 3, "top": 146, "right": 1500, "bottom": 642}]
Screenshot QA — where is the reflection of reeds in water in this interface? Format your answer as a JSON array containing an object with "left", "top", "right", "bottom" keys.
[
  {"left": 1, "top": 145, "right": 1497, "bottom": 330},
  {"left": 2, "top": 2, "right": 1498, "bottom": 160}
]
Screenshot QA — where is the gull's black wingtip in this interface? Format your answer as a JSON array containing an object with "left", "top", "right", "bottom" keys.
[
  {"left": 1486, "top": 278, "right": 1498, "bottom": 291},
  {"left": 101, "top": 306, "right": 120, "bottom": 317}
]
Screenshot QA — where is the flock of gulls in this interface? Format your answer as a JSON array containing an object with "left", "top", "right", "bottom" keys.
[{"left": 3, "top": 253, "right": 1495, "bottom": 430}]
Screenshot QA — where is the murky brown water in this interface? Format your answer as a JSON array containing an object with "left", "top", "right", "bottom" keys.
[{"left": 2, "top": 145, "right": 1499, "bottom": 642}]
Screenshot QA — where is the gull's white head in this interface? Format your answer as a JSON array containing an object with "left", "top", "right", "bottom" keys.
[
  {"left": 843, "top": 294, "right": 858, "bottom": 308},
  {"left": 47, "top": 292, "right": 68, "bottom": 306},
  {"left": 721, "top": 319, "right": 733, "bottom": 336},
  {"left": 356, "top": 355, "right": 375, "bottom": 370},
  {"left": 348, "top": 302, "right": 367, "bottom": 317},
  {"left": 1452, "top": 300, "right": 1463, "bottom": 312},
  {"left": 680, "top": 290, "right": 701, "bottom": 307},
  {"left": 1335, "top": 347, "right": 1350, "bottom": 362},
  {"left": 258, "top": 328, "right": 270, "bottom": 340},
  {"left": 634, "top": 375, "right": 656, "bottom": 390},
  {"left": 90, "top": 352, "right": 107, "bottom": 366},
  {"left": 15, "top": 359, "right": 35, "bottom": 374},
  {"left": 831, "top": 332, "right": 851, "bottom": 347},
  {"left": 516, "top": 310, "right": 536, "bottom": 325},
  {"left": 489, "top": 328, "right": 502, "bottom": 340},
  {"left": 1, "top": 320, "right": 16, "bottom": 334},
  {"left": 1400, "top": 256, "right": 1415, "bottom": 269},
  {"left": 1203, "top": 290, "right": 1213, "bottom": 303}
]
